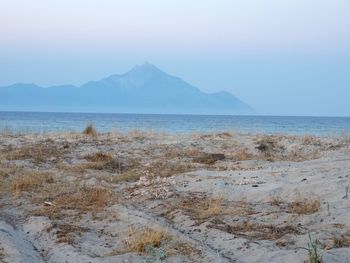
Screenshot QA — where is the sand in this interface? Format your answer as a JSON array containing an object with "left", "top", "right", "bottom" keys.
[{"left": 0, "top": 131, "right": 349, "bottom": 262}]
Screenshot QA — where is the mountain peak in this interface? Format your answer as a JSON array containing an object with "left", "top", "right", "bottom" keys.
[{"left": 127, "top": 62, "right": 165, "bottom": 77}]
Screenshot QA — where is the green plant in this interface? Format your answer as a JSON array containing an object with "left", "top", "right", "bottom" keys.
[
  {"left": 308, "top": 233, "right": 323, "bottom": 263},
  {"left": 343, "top": 182, "right": 350, "bottom": 199},
  {"left": 142, "top": 245, "right": 167, "bottom": 263}
]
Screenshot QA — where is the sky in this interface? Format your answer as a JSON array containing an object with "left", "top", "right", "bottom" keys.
[{"left": 1, "top": 0, "right": 350, "bottom": 116}]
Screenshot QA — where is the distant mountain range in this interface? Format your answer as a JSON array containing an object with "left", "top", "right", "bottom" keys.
[{"left": 0, "top": 63, "right": 254, "bottom": 115}]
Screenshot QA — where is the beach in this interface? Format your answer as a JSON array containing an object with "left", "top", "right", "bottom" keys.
[{"left": 0, "top": 130, "right": 350, "bottom": 262}]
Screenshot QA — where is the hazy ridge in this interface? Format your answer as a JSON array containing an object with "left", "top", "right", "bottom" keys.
[{"left": 0, "top": 63, "right": 254, "bottom": 115}]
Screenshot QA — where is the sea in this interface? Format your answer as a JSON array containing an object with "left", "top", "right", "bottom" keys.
[{"left": 1, "top": 111, "right": 350, "bottom": 136}]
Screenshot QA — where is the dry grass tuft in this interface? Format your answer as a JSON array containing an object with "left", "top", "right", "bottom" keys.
[
  {"left": 0, "top": 164, "right": 19, "bottom": 179},
  {"left": 122, "top": 227, "right": 170, "bottom": 254},
  {"left": 83, "top": 124, "right": 97, "bottom": 137},
  {"left": 231, "top": 148, "right": 253, "bottom": 161},
  {"left": 112, "top": 170, "right": 140, "bottom": 183},
  {"left": 11, "top": 171, "right": 54, "bottom": 194},
  {"left": 269, "top": 195, "right": 283, "bottom": 206},
  {"left": 0, "top": 247, "right": 4, "bottom": 262},
  {"left": 35, "top": 186, "right": 113, "bottom": 219},
  {"left": 178, "top": 194, "right": 253, "bottom": 220},
  {"left": 332, "top": 235, "right": 350, "bottom": 248},
  {"left": 46, "top": 223, "right": 88, "bottom": 244},
  {"left": 84, "top": 152, "right": 113, "bottom": 162},
  {"left": 193, "top": 153, "right": 225, "bottom": 165},
  {"left": 55, "top": 186, "right": 112, "bottom": 211},
  {"left": 288, "top": 196, "right": 321, "bottom": 215},
  {"left": 199, "top": 195, "right": 226, "bottom": 218}
]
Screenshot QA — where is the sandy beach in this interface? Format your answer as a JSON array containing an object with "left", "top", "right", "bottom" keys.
[{"left": 0, "top": 130, "right": 350, "bottom": 263}]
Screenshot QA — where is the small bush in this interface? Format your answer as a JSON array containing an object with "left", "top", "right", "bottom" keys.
[{"left": 83, "top": 124, "right": 97, "bottom": 137}]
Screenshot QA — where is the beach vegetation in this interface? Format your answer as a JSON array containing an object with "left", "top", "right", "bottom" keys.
[{"left": 83, "top": 124, "right": 97, "bottom": 137}]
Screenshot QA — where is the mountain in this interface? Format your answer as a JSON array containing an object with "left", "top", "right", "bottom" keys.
[{"left": 0, "top": 63, "right": 254, "bottom": 115}]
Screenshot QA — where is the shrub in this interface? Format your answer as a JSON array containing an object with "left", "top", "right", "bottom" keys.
[{"left": 82, "top": 124, "right": 97, "bottom": 137}]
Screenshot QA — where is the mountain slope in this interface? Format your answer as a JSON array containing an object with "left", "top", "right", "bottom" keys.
[{"left": 0, "top": 63, "right": 254, "bottom": 114}]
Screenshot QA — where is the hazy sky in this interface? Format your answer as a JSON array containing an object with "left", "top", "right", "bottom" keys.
[{"left": 1, "top": 0, "right": 350, "bottom": 116}]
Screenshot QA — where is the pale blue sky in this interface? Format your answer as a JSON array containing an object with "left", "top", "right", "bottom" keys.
[{"left": 1, "top": 0, "right": 350, "bottom": 116}]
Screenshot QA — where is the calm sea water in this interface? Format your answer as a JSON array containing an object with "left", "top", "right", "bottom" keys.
[{"left": 1, "top": 111, "right": 350, "bottom": 136}]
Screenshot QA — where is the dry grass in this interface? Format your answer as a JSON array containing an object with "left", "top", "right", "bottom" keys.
[
  {"left": 199, "top": 195, "right": 226, "bottom": 218},
  {"left": 269, "top": 192, "right": 321, "bottom": 215},
  {"left": 84, "top": 152, "right": 113, "bottom": 162},
  {"left": 10, "top": 171, "right": 54, "bottom": 194},
  {"left": 66, "top": 157, "right": 132, "bottom": 174},
  {"left": 0, "top": 163, "right": 19, "bottom": 179},
  {"left": 112, "top": 226, "right": 199, "bottom": 258},
  {"left": 146, "top": 161, "right": 193, "bottom": 178},
  {"left": 82, "top": 124, "right": 97, "bottom": 137},
  {"left": 254, "top": 135, "right": 324, "bottom": 162},
  {"left": 128, "top": 129, "right": 153, "bottom": 140},
  {"left": 35, "top": 186, "right": 113, "bottom": 219},
  {"left": 269, "top": 195, "right": 283, "bottom": 206},
  {"left": 332, "top": 235, "right": 350, "bottom": 248},
  {"left": 112, "top": 170, "right": 140, "bottom": 183},
  {"left": 55, "top": 186, "right": 112, "bottom": 211},
  {"left": 46, "top": 223, "right": 88, "bottom": 244},
  {"left": 256, "top": 137, "right": 278, "bottom": 152},
  {"left": 193, "top": 153, "right": 225, "bottom": 165},
  {"left": 231, "top": 148, "right": 253, "bottom": 161},
  {"left": 302, "top": 135, "right": 320, "bottom": 145},
  {"left": 161, "top": 146, "right": 201, "bottom": 159},
  {"left": 67, "top": 162, "right": 107, "bottom": 173},
  {"left": 208, "top": 219, "right": 301, "bottom": 241},
  {"left": 5, "top": 142, "right": 65, "bottom": 163},
  {"left": 178, "top": 194, "right": 253, "bottom": 220},
  {"left": 216, "top": 132, "right": 233, "bottom": 138},
  {"left": 288, "top": 196, "right": 321, "bottom": 215},
  {"left": 121, "top": 227, "right": 170, "bottom": 254},
  {"left": 167, "top": 241, "right": 201, "bottom": 259},
  {"left": 0, "top": 246, "right": 4, "bottom": 262}
]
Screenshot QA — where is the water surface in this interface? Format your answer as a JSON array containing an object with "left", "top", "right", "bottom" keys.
[{"left": 1, "top": 111, "right": 350, "bottom": 136}]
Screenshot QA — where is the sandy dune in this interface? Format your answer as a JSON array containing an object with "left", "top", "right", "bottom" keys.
[{"left": 0, "top": 131, "right": 349, "bottom": 262}]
